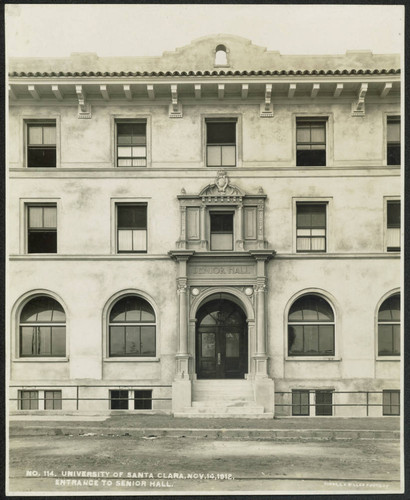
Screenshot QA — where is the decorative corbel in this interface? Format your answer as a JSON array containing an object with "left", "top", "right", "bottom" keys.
[
  {"left": 288, "top": 84, "right": 296, "bottom": 98},
  {"left": 52, "top": 85, "right": 63, "bottom": 101},
  {"left": 28, "top": 85, "right": 40, "bottom": 100},
  {"left": 351, "top": 83, "right": 368, "bottom": 117},
  {"left": 380, "top": 83, "right": 392, "bottom": 98},
  {"left": 333, "top": 83, "right": 343, "bottom": 98},
  {"left": 311, "top": 83, "right": 320, "bottom": 98},
  {"left": 76, "top": 85, "right": 91, "bottom": 119},
  {"left": 100, "top": 85, "right": 109, "bottom": 100},
  {"left": 260, "top": 84, "right": 273, "bottom": 117},
  {"left": 123, "top": 85, "right": 132, "bottom": 100},
  {"left": 169, "top": 84, "right": 182, "bottom": 118}
]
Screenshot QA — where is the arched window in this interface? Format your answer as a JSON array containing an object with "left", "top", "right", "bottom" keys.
[
  {"left": 20, "top": 296, "right": 66, "bottom": 357},
  {"left": 215, "top": 45, "right": 228, "bottom": 66},
  {"left": 378, "top": 294, "right": 400, "bottom": 356},
  {"left": 109, "top": 295, "right": 156, "bottom": 357},
  {"left": 288, "top": 295, "right": 335, "bottom": 356}
]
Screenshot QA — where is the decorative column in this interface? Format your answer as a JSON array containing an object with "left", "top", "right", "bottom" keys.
[
  {"left": 200, "top": 203, "right": 207, "bottom": 249},
  {"left": 169, "top": 250, "right": 195, "bottom": 412},
  {"left": 236, "top": 202, "right": 244, "bottom": 250}
]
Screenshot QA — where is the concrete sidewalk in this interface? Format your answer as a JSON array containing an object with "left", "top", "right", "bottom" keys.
[{"left": 9, "top": 415, "right": 400, "bottom": 441}]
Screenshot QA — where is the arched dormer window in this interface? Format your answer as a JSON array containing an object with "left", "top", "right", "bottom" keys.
[
  {"left": 109, "top": 295, "right": 156, "bottom": 357},
  {"left": 20, "top": 296, "right": 66, "bottom": 357},
  {"left": 378, "top": 293, "right": 400, "bottom": 356},
  {"left": 288, "top": 294, "right": 335, "bottom": 356},
  {"left": 215, "top": 45, "right": 228, "bottom": 66}
]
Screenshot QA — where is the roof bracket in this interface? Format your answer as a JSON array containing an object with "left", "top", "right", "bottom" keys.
[
  {"left": 351, "top": 83, "right": 368, "bottom": 117},
  {"left": 76, "top": 85, "right": 91, "bottom": 119},
  {"left": 169, "top": 84, "right": 182, "bottom": 118},
  {"left": 260, "top": 84, "right": 273, "bottom": 117}
]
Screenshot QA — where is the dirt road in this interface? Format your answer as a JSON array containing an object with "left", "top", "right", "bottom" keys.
[{"left": 8, "top": 434, "right": 401, "bottom": 494}]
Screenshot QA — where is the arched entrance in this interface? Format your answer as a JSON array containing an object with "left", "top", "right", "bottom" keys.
[{"left": 196, "top": 296, "right": 248, "bottom": 379}]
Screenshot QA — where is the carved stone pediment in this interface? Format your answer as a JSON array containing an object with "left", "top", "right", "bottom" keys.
[{"left": 199, "top": 171, "right": 244, "bottom": 200}]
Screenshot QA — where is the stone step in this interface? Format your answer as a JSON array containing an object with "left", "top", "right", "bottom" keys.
[
  {"left": 192, "top": 381, "right": 254, "bottom": 401},
  {"left": 188, "top": 406, "right": 265, "bottom": 414},
  {"left": 174, "top": 412, "right": 274, "bottom": 419},
  {"left": 192, "top": 400, "right": 256, "bottom": 407}
]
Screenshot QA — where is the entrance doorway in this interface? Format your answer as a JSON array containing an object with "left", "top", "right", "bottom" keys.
[{"left": 196, "top": 297, "right": 248, "bottom": 379}]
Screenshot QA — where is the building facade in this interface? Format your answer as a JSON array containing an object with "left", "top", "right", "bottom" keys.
[{"left": 7, "top": 35, "right": 401, "bottom": 417}]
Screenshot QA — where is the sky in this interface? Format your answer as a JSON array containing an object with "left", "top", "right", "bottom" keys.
[{"left": 5, "top": 4, "right": 404, "bottom": 58}]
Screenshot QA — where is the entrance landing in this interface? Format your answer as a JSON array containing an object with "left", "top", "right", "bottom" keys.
[{"left": 174, "top": 380, "right": 274, "bottom": 418}]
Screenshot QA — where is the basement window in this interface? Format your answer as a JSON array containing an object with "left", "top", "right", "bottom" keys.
[
  {"left": 44, "top": 390, "right": 62, "bottom": 410},
  {"left": 292, "top": 390, "right": 310, "bottom": 416},
  {"left": 19, "top": 390, "right": 39, "bottom": 410},
  {"left": 134, "top": 390, "right": 152, "bottom": 410},
  {"left": 110, "top": 390, "right": 129, "bottom": 410},
  {"left": 315, "top": 390, "right": 333, "bottom": 416},
  {"left": 382, "top": 390, "right": 400, "bottom": 416}
]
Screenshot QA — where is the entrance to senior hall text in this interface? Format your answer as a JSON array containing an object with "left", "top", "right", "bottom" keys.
[{"left": 196, "top": 298, "right": 248, "bottom": 379}]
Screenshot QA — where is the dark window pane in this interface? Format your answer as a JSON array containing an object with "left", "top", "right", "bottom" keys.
[
  {"left": 141, "top": 326, "right": 156, "bottom": 356},
  {"left": 289, "top": 295, "right": 333, "bottom": 322},
  {"left": 304, "top": 325, "right": 319, "bottom": 353},
  {"left": 207, "top": 122, "right": 236, "bottom": 144},
  {"left": 387, "top": 145, "right": 400, "bottom": 165},
  {"left": 383, "top": 390, "right": 400, "bottom": 415},
  {"left": 28, "top": 147, "right": 56, "bottom": 168},
  {"left": 378, "top": 325, "right": 394, "bottom": 355},
  {"left": 20, "top": 391, "right": 38, "bottom": 410},
  {"left": 52, "top": 327, "right": 66, "bottom": 356},
  {"left": 297, "top": 149, "right": 326, "bottom": 166},
  {"left": 315, "top": 391, "right": 332, "bottom": 416},
  {"left": 378, "top": 295, "right": 400, "bottom": 321},
  {"left": 110, "top": 326, "right": 126, "bottom": 356},
  {"left": 38, "top": 326, "right": 51, "bottom": 355},
  {"left": 110, "top": 296, "right": 155, "bottom": 323},
  {"left": 318, "top": 325, "right": 335, "bottom": 354},
  {"left": 20, "top": 327, "right": 35, "bottom": 355},
  {"left": 45, "top": 390, "right": 62, "bottom": 410},
  {"left": 297, "top": 205, "right": 326, "bottom": 228},
  {"left": 21, "top": 296, "right": 64, "bottom": 323},
  {"left": 288, "top": 325, "right": 303, "bottom": 354},
  {"left": 28, "top": 231, "right": 57, "bottom": 253},
  {"left": 134, "top": 390, "right": 152, "bottom": 410},
  {"left": 118, "top": 205, "right": 146, "bottom": 229},
  {"left": 210, "top": 213, "right": 233, "bottom": 232},
  {"left": 110, "top": 390, "right": 129, "bottom": 410},
  {"left": 292, "top": 390, "right": 309, "bottom": 416},
  {"left": 126, "top": 326, "right": 141, "bottom": 355},
  {"left": 387, "top": 202, "right": 400, "bottom": 227}
]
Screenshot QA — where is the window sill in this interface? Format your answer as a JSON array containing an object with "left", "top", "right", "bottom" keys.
[
  {"left": 376, "top": 356, "right": 400, "bottom": 361},
  {"left": 13, "top": 357, "right": 69, "bottom": 363},
  {"left": 285, "top": 356, "right": 341, "bottom": 362},
  {"left": 103, "top": 357, "right": 160, "bottom": 363}
]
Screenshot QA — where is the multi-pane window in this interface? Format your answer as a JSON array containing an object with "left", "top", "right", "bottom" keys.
[
  {"left": 383, "top": 390, "right": 400, "bottom": 416},
  {"left": 27, "top": 122, "right": 56, "bottom": 168},
  {"left": 109, "top": 296, "right": 156, "bottom": 357},
  {"left": 387, "top": 117, "right": 400, "bottom": 166},
  {"left": 27, "top": 205, "right": 57, "bottom": 253},
  {"left": 386, "top": 201, "right": 400, "bottom": 252},
  {"left": 210, "top": 212, "right": 234, "bottom": 250},
  {"left": 117, "top": 204, "right": 147, "bottom": 252},
  {"left": 19, "top": 390, "right": 39, "bottom": 410},
  {"left": 117, "top": 122, "right": 147, "bottom": 167},
  {"left": 296, "top": 203, "right": 326, "bottom": 252},
  {"left": 292, "top": 390, "right": 310, "bottom": 416},
  {"left": 20, "top": 296, "right": 66, "bottom": 357},
  {"left": 110, "top": 390, "right": 129, "bottom": 410},
  {"left": 288, "top": 295, "right": 335, "bottom": 356},
  {"left": 378, "top": 294, "right": 400, "bottom": 356},
  {"left": 206, "top": 120, "right": 236, "bottom": 167},
  {"left": 315, "top": 390, "right": 333, "bottom": 416},
  {"left": 134, "top": 390, "right": 152, "bottom": 410},
  {"left": 296, "top": 119, "right": 326, "bottom": 166},
  {"left": 44, "top": 390, "right": 62, "bottom": 410}
]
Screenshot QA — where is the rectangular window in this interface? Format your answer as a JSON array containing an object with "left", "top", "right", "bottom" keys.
[
  {"left": 44, "top": 390, "right": 62, "bottom": 410},
  {"left": 19, "top": 390, "right": 39, "bottom": 410},
  {"left": 27, "top": 122, "right": 56, "bottom": 167},
  {"left": 20, "top": 326, "right": 66, "bottom": 357},
  {"left": 383, "top": 390, "right": 400, "bottom": 416},
  {"left": 110, "top": 390, "right": 129, "bottom": 410},
  {"left": 386, "top": 201, "right": 400, "bottom": 252},
  {"left": 210, "top": 212, "right": 234, "bottom": 250},
  {"left": 292, "top": 390, "right": 310, "bottom": 416},
  {"left": 387, "top": 117, "right": 400, "bottom": 166},
  {"left": 117, "top": 122, "right": 147, "bottom": 167},
  {"left": 288, "top": 325, "right": 335, "bottom": 356},
  {"left": 296, "top": 119, "right": 326, "bottom": 166},
  {"left": 134, "top": 390, "right": 152, "bottom": 410},
  {"left": 117, "top": 204, "right": 147, "bottom": 252},
  {"left": 206, "top": 120, "right": 236, "bottom": 167},
  {"left": 296, "top": 203, "right": 326, "bottom": 252},
  {"left": 27, "top": 205, "right": 57, "bottom": 254},
  {"left": 315, "top": 390, "right": 333, "bottom": 416}
]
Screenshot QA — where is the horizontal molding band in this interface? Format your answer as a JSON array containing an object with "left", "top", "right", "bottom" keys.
[{"left": 8, "top": 253, "right": 400, "bottom": 261}]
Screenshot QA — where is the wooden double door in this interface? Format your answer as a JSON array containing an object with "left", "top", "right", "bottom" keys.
[{"left": 196, "top": 298, "right": 248, "bottom": 379}]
